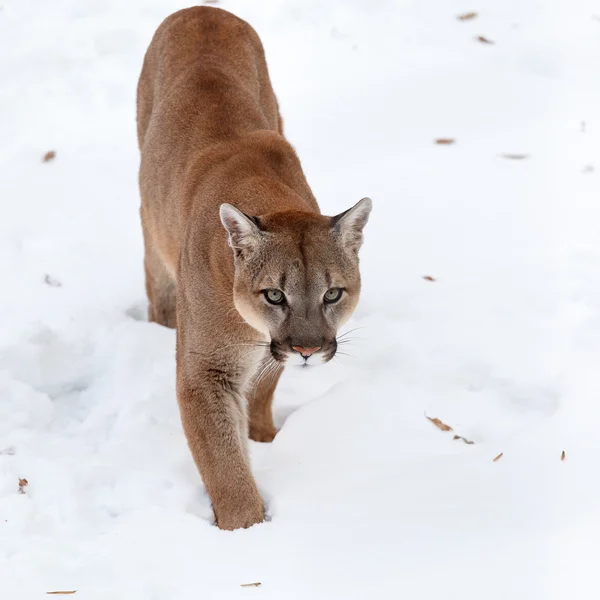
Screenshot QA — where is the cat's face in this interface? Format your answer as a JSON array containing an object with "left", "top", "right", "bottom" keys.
[{"left": 220, "top": 198, "right": 371, "bottom": 366}]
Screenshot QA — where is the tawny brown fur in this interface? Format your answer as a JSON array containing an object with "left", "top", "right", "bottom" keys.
[{"left": 137, "top": 6, "right": 370, "bottom": 530}]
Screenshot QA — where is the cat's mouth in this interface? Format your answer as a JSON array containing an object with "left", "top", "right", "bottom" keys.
[{"left": 269, "top": 339, "right": 337, "bottom": 365}]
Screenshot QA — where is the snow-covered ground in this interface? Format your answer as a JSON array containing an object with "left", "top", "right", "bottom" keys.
[{"left": 2, "top": 0, "right": 600, "bottom": 597}]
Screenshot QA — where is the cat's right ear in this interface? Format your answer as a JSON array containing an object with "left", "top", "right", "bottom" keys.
[
  {"left": 219, "top": 203, "right": 263, "bottom": 256},
  {"left": 330, "top": 197, "right": 372, "bottom": 253}
]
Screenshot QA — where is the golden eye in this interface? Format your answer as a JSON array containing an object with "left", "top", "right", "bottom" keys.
[
  {"left": 324, "top": 288, "right": 343, "bottom": 304},
  {"left": 265, "top": 289, "right": 285, "bottom": 305}
]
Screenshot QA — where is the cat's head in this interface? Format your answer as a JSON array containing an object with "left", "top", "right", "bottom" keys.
[{"left": 220, "top": 198, "right": 371, "bottom": 366}]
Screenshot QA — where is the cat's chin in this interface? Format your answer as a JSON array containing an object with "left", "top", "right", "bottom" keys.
[{"left": 284, "top": 352, "right": 326, "bottom": 369}]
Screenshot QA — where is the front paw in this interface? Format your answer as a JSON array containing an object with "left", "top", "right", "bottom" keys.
[
  {"left": 214, "top": 494, "right": 265, "bottom": 531},
  {"left": 249, "top": 424, "right": 278, "bottom": 443}
]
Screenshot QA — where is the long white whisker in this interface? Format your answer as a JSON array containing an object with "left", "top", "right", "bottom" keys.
[
  {"left": 254, "top": 357, "right": 278, "bottom": 390},
  {"left": 187, "top": 341, "right": 269, "bottom": 357},
  {"left": 242, "top": 354, "right": 273, "bottom": 392},
  {"left": 262, "top": 359, "right": 280, "bottom": 386},
  {"left": 337, "top": 326, "right": 369, "bottom": 340}
]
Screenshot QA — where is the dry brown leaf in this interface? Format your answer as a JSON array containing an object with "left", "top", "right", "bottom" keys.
[
  {"left": 426, "top": 416, "right": 453, "bottom": 432},
  {"left": 240, "top": 582, "right": 261, "bottom": 588},
  {"left": 42, "top": 150, "right": 56, "bottom": 163},
  {"left": 457, "top": 12, "right": 478, "bottom": 21},
  {"left": 423, "top": 275, "right": 437, "bottom": 282},
  {"left": 18, "top": 478, "right": 28, "bottom": 494},
  {"left": 434, "top": 138, "right": 455, "bottom": 145},
  {"left": 44, "top": 274, "right": 62, "bottom": 287},
  {"left": 501, "top": 153, "right": 529, "bottom": 160},
  {"left": 493, "top": 452, "right": 503, "bottom": 462},
  {"left": 46, "top": 592, "right": 77, "bottom": 596},
  {"left": 453, "top": 435, "right": 475, "bottom": 445},
  {"left": 561, "top": 450, "right": 566, "bottom": 461},
  {"left": 475, "top": 35, "right": 494, "bottom": 44}
]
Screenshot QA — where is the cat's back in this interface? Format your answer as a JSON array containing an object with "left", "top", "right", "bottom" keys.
[
  {"left": 137, "top": 6, "right": 279, "bottom": 152},
  {"left": 136, "top": 6, "right": 287, "bottom": 276}
]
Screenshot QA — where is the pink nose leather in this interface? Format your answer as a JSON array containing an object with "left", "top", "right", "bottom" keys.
[{"left": 292, "top": 345, "right": 322, "bottom": 358}]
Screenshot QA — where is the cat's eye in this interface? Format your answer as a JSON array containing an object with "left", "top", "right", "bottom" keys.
[
  {"left": 264, "top": 289, "right": 285, "bottom": 305},
  {"left": 324, "top": 288, "right": 343, "bottom": 304}
]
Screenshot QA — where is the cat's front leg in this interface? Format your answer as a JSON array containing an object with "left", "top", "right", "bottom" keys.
[{"left": 177, "top": 364, "right": 264, "bottom": 530}]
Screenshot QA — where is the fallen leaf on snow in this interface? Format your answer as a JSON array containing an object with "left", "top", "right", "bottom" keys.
[
  {"left": 501, "top": 154, "right": 529, "bottom": 160},
  {"left": 46, "top": 592, "right": 77, "bottom": 595},
  {"left": 453, "top": 435, "right": 475, "bottom": 445},
  {"left": 240, "top": 582, "right": 261, "bottom": 588},
  {"left": 561, "top": 450, "right": 566, "bottom": 461},
  {"left": 426, "top": 416, "right": 453, "bottom": 432},
  {"left": 434, "top": 138, "right": 455, "bottom": 145},
  {"left": 44, "top": 274, "right": 62, "bottom": 287},
  {"left": 18, "top": 478, "right": 28, "bottom": 494},
  {"left": 423, "top": 275, "right": 436, "bottom": 282},
  {"left": 457, "top": 12, "right": 478, "bottom": 21},
  {"left": 42, "top": 150, "right": 56, "bottom": 163},
  {"left": 493, "top": 452, "right": 503, "bottom": 462},
  {"left": 475, "top": 35, "right": 494, "bottom": 44}
]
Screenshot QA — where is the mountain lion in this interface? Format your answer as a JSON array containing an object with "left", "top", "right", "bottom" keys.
[{"left": 137, "top": 6, "right": 372, "bottom": 530}]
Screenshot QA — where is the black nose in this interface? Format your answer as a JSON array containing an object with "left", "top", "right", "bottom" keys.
[{"left": 291, "top": 345, "right": 322, "bottom": 359}]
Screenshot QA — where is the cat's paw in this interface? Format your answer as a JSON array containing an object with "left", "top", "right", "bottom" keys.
[
  {"left": 214, "top": 496, "right": 265, "bottom": 531},
  {"left": 249, "top": 424, "right": 278, "bottom": 443}
]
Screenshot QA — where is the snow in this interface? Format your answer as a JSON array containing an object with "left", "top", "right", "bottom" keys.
[{"left": 1, "top": 0, "right": 600, "bottom": 597}]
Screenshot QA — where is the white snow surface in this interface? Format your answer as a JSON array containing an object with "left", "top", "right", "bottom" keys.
[{"left": 1, "top": 0, "right": 600, "bottom": 598}]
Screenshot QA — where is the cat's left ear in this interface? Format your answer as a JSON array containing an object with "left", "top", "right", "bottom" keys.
[
  {"left": 330, "top": 197, "right": 372, "bottom": 253},
  {"left": 219, "top": 203, "right": 263, "bottom": 257}
]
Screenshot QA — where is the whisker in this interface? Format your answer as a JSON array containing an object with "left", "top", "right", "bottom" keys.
[
  {"left": 257, "top": 360, "right": 278, "bottom": 389},
  {"left": 186, "top": 341, "right": 269, "bottom": 356},
  {"left": 260, "top": 355, "right": 283, "bottom": 386},
  {"left": 254, "top": 359, "right": 272, "bottom": 386},
  {"left": 245, "top": 355, "right": 276, "bottom": 392},
  {"left": 246, "top": 352, "right": 273, "bottom": 382},
  {"left": 337, "top": 326, "right": 369, "bottom": 339}
]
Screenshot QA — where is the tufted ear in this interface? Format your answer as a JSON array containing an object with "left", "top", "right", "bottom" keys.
[
  {"left": 330, "top": 197, "right": 372, "bottom": 253},
  {"left": 219, "top": 203, "right": 263, "bottom": 256}
]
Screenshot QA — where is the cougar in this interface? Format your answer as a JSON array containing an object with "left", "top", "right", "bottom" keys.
[{"left": 137, "top": 6, "right": 372, "bottom": 530}]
